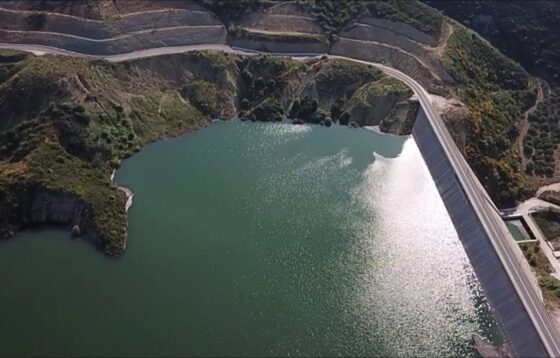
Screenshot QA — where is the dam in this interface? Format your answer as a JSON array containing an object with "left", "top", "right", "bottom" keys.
[{"left": 413, "top": 109, "right": 556, "bottom": 357}]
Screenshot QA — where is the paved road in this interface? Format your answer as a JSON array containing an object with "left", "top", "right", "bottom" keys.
[{"left": 2, "top": 42, "right": 560, "bottom": 356}]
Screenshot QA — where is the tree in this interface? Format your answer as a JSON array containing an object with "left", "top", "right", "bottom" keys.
[
  {"left": 339, "top": 112, "right": 350, "bottom": 125},
  {"left": 288, "top": 99, "right": 300, "bottom": 118},
  {"left": 330, "top": 100, "right": 343, "bottom": 120}
]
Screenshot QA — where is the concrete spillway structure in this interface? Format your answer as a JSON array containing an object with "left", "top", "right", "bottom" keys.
[{"left": 413, "top": 110, "right": 550, "bottom": 357}]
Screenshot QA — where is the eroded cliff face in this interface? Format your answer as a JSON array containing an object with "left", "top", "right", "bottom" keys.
[
  {"left": 0, "top": 182, "right": 130, "bottom": 256},
  {"left": 22, "top": 187, "right": 91, "bottom": 226},
  {"left": 1, "top": 185, "right": 99, "bottom": 243}
]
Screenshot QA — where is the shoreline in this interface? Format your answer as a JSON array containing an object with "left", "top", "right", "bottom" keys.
[
  {"left": 111, "top": 169, "right": 135, "bottom": 213},
  {"left": 364, "top": 125, "right": 409, "bottom": 138},
  {"left": 118, "top": 186, "right": 134, "bottom": 212},
  {"left": 111, "top": 169, "right": 134, "bottom": 250}
]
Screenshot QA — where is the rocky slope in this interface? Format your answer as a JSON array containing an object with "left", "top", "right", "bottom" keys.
[{"left": 0, "top": 49, "right": 416, "bottom": 255}]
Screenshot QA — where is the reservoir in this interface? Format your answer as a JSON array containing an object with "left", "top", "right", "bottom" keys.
[{"left": 0, "top": 120, "right": 499, "bottom": 356}]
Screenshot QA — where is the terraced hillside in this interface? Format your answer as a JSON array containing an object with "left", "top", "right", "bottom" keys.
[
  {"left": 0, "top": 48, "right": 417, "bottom": 255},
  {"left": 0, "top": 2, "right": 227, "bottom": 55}
]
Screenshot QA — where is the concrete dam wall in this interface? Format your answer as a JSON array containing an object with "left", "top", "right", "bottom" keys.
[{"left": 412, "top": 109, "right": 549, "bottom": 357}]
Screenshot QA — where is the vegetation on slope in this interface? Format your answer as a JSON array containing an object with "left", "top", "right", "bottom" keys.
[
  {"left": 366, "top": 0, "right": 443, "bottom": 38},
  {"left": 520, "top": 242, "right": 551, "bottom": 277},
  {"left": 519, "top": 241, "right": 560, "bottom": 304},
  {"left": 296, "top": 0, "right": 363, "bottom": 42},
  {"left": 3, "top": 0, "right": 546, "bottom": 209},
  {"left": 0, "top": 49, "right": 29, "bottom": 85},
  {"left": 237, "top": 55, "right": 415, "bottom": 127},
  {"left": 524, "top": 89, "right": 560, "bottom": 177},
  {"left": 0, "top": 51, "right": 414, "bottom": 255},
  {"left": 0, "top": 52, "right": 230, "bottom": 254},
  {"left": 427, "top": 0, "right": 560, "bottom": 87},
  {"left": 204, "top": 0, "right": 443, "bottom": 44},
  {"left": 202, "top": 0, "right": 264, "bottom": 24},
  {"left": 427, "top": 0, "right": 560, "bottom": 192},
  {"left": 532, "top": 209, "right": 560, "bottom": 250},
  {"left": 229, "top": 26, "right": 326, "bottom": 46},
  {"left": 443, "top": 27, "right": 536, "bottom": 205},
  {"left": 296, "top": 0, "right": 443, "bottom": 42}
]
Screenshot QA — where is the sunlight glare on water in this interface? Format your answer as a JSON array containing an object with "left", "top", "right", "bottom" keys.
[{"left": 0, "top": 120, "right": 499, "bottom": 357}]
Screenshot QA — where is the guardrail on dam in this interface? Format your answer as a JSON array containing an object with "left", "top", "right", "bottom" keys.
[{"left": 412, "top": 109, "right": 550, "bottom": 357}]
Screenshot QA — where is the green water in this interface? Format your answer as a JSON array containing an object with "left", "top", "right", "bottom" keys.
[
  {"left": 506, "top": 220, "right": 532, "bottom": 242},
  {"left": 0, "top": 120, "right": 499, "bottom": 356}
]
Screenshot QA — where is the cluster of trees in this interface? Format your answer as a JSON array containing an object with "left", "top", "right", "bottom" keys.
[
  {"left": 524, "top": 90, "right": 560, "bottom": 176},
  {"left": 368, "top": 0, "right": 443, "bottom": 38},
  {"left": 45, "top": 102, "right": 137, "bottom": 167},
  {"left": 520, "top": 239, "right": 560, "bottom": 300},
  {"left": 533, "top": 208, "right": 560, "bottom": 242},
  {"left": 520, "top": 242, "right": 545, "bottom": 270},
  {"left": 315, "top": 59, "right": 381, "bottom": 97},
  {"left": 288, "top": 96, "right": 324, "bottom": 124},
  {"left": 201, "top": 0, "right": 262, "bottom": 24},
  {"left": 26, "top": 13, "right": 46, "bottom": 31},
  {"left": 296, "top": 0, "right": 363, "bottom": 42},
  {"left": 204, "top": 0, "right": 444, "bottom": 45},
  {"left": 247, "top": 99, "right": 284, "bottom": 122},
  {"left": 444, "top": 28, "right": 530, "bottom": 92},
  {"left": 288, "top": 96, "right": 353, "bottom": 127},
  {"left": 298, "top": 0, "right": 444, "bottom": 43},
  {"left": 182, "top": 80, "right": 217, "bottom": 117},
  {"left": 539, "top": 275, "right": 560, "bottom": 299},
  {"left": 237, "top": 56, "right": 289, "bottom": 122},
  {"left": 239, "top": 56, "right": 286, "bottom": 107},
  {"left": 0, "top": 116, "right": 42, "bottom": 162},
  {"left": 329, "top": 99, "right": 351, "bottom": 125}
]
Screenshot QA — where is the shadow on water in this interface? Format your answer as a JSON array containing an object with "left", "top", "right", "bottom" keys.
[{"left": 11, "top": 223, "right": 108, "bottom": 255}]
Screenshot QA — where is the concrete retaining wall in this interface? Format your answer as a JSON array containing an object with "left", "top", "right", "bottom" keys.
[{"left": 0, "top": 8, "right": 221, "bottom": 38}]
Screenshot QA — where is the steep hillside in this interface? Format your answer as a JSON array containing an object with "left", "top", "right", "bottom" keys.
[
  {"left": 427, "top": 0, "right": 560, "bottom": 194},
  {"left": 0, "top": 50, "right": 416, "bottom": 255},
  {"left": 442, "top": 26, "right": 535, "bottom": 203},
  {"left": 427, "top": 0, "right": 560, "bottom": 87}
]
